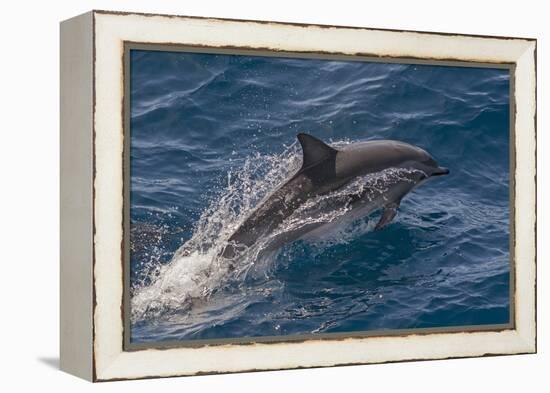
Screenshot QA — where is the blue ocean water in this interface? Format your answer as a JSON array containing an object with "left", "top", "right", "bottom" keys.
[{"left": 129, "top": 49, "right": 510, "bottom": 343}]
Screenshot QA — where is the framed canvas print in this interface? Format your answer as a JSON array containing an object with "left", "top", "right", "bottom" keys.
[{"left": 60, "top": 10, "right": 537, "bottom": 381}]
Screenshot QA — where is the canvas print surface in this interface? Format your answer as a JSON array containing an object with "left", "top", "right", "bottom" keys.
[{"left": 128, "top": 48, "right": 511, "bottom": 345}]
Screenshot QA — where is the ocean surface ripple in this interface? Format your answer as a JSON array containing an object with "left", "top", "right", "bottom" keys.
[{"left": 129, "top": 50, "right": 510, "bottom": 343}]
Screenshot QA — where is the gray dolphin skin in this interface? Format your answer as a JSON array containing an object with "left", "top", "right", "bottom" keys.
[{"left": 222, "top": 133, "right": 449, "bottom": 259}]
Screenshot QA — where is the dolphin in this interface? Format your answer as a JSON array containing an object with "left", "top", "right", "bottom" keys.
[{"left": 221, "top": 133, "right": 449, "bottom": 259}]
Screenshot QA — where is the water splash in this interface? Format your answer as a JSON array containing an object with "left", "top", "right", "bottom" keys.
[
  {"left": 131, "top": 142, "right": 301, "bottom": 321},
  {"left": 130, "top": 141, "right": 424, "bottom": 322}
]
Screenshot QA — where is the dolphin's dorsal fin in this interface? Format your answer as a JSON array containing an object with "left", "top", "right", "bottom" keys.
[{"left": 297, "top": 133, "right": 338, "bottom": 170}]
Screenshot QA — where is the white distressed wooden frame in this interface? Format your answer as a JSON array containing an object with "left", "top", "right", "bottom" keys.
[{"left": 60, "top": 10, "right": 536, "bottom": 382}]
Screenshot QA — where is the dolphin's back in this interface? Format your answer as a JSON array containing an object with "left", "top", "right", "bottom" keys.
[{"left": 336, "top": 140, "right": 434, "bottom": 178}]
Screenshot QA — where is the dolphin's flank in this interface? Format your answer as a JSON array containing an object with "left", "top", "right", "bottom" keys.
[{"left": 221, "top": 133, "right": 449, "bottom": 259}]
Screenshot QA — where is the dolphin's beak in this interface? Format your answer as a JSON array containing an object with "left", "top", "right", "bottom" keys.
[{"left": 431, "top": 167, "right": 450, "bottom": 177}]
